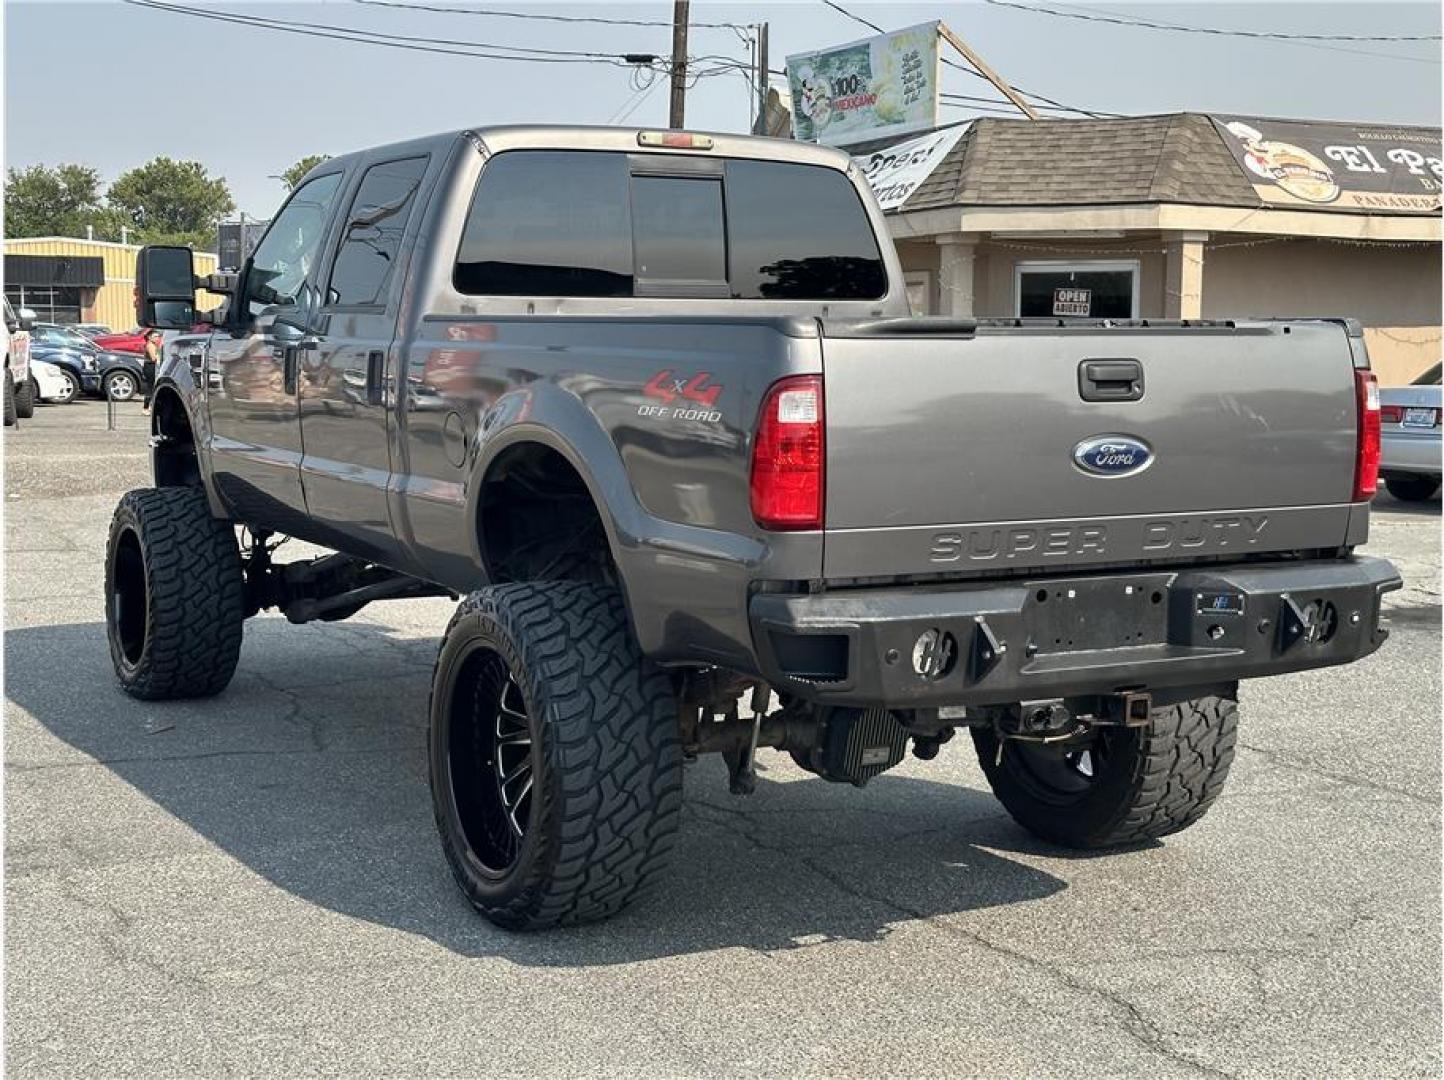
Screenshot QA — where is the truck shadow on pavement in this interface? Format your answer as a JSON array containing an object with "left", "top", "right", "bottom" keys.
[{"left": 7, "top": 618, "right": 1072, "bottom": 964}]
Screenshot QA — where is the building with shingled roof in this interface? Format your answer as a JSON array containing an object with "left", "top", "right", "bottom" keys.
[{"left": 875, "top": 113, "right": 1440, "bottom": 384}]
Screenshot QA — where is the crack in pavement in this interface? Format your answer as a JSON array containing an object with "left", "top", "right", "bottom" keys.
[
  {"left": 48, "top": 874, "right": 211, "bottom": 994},
  {"left": 1236, "top": 741, "right": 1439, "bottom": 807},
  {"left": 686, "top": 799, "right": 1235, "bottom": 1078}
]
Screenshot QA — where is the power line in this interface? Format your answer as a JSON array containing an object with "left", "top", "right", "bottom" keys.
[
  {"left": 820, "top": 0, "right": 883, "bottom": 35},
  {"left": 123, "top": 0, "right": 753, "bottom": 76},
  {"left": 939, "top": 92, "right": 1108, "bottom": 117},
  {"left": 983, "top": 0, "right": 1441, "bottom": 43},
  {"left": 123, "top": 0, "right": 649, "bottom": 64},
  {"left": 349, "top": 0, "right": 749, "bottom": 31}
]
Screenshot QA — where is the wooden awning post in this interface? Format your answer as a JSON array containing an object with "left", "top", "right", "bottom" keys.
[{"left": 936, "top": 22, "right": 1040, "bottom": 121}]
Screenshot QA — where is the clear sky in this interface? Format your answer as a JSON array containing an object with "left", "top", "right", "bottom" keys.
[{"left": 5, "top": 0, "right": 1440, "bottom": 218}]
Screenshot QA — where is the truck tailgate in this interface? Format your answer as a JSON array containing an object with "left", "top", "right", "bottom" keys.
[{"left": 821, "top": 321, "right": 1360, "bottom": 579}]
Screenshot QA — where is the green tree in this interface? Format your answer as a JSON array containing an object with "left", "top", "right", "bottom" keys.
[
  {"left": 3, "top": 163, "right": 119, "bottom": 239},
  {"left": 107, "top": 157, "right": 235, "bottom": 251},
  {"left": 279, "top": 154, "right": 331, "bottom": 191}
]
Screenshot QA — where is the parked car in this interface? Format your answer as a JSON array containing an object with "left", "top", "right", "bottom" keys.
[
  {"left": 98, "top": 351, "right": 145, "bottom": 402},
  {"left": 1378, "top": 361, "right": 1442, "bottom": 501},
  {"left": 28, "top": 324, "right": 101, "bottom": 399},
  {"left": 72, "top": 323, "right": 113, "bottom": 339},
  {"left": 30, "top": 323, "right": 144, "bottom": 400},
  {"left": 117, "top": 125, "right": 1400, "bottom": 931},
  {"left": 90, "top": 327, "right": 147, "bottom": 354},
  {"left": 30, "top": 359, "right": 78, "bottom": 404},
  {"left": 3, "top": 297, "right": 36, "bottom": 424}
]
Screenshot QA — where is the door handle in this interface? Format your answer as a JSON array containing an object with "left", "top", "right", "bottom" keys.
[
  {"left": 365, "top": 350, "right": 386, "bottom": 406},
  {"left": 282, "top": 346, "right": 300, "bottom": 396},
  {"left": 1079, "top": 358, "right": 1144, "bottom": 402}
]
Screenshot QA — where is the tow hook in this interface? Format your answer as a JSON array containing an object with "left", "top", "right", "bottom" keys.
[{"left": 1278, "top": 593, "right": 1338, "bottom": 651}]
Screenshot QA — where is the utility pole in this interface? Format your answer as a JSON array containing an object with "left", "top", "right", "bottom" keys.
[
  {"left": 752, "top": 22, "right": 769, "bottom": 135},
  {"left": 668, "top": 0, "right": 689, "bottom": 129}
]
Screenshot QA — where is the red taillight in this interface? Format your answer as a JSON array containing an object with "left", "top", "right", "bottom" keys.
[
  {"left": 1379, "top": 404, "right": 1403, "bottom": 424},
  {"left": 750, "top": 375, "right": 824, "bottom": 530},
  {"left": 1353, "top": 370, "right": 1381, "bottom": 501}
]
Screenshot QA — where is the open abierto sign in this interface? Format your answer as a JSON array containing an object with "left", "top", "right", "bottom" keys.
[{"left": 1053, "top": 287, "right": 1092, "bottom": 316}]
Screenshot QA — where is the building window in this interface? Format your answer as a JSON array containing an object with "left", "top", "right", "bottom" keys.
[
  {"left": 3, "top": 284, "right": 82, "bottom": 325},
  {"left": 1014, "top": 260, "right": 1140, "bottom": 319}
]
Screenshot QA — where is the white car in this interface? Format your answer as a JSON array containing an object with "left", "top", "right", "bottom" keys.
[
  {"left": 29, "top": 359, "right": 77, "bottom": 404},
  {"left": 1379, "top": 361, "right": 1442, "bottom": 502}
]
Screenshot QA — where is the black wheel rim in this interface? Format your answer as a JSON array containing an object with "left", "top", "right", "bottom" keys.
[
  {"left": 1007, "top": 729, "right": 1121, "bottom": 805},
  {"left": 110, "top": 526, "right": 148, "bottom": 666},
  {"left": 493, "top": 675, "right": 535, "bottom": 841},
  {"left": 448, "top": 646, "right": 535, "bottom": 875}
]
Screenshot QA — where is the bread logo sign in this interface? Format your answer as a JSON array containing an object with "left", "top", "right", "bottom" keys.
[{"left": 1225, "top": 121, "right": 1340, "bottom": 204}]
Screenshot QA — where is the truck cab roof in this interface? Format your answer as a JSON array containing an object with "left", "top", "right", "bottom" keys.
[{"left": 308, "top": 125, "right": 857, "bottom": 187}]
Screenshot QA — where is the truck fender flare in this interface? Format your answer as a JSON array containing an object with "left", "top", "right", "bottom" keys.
[
  {"left": 149, "top": 374, "right": 227, "bottom": 519},
  {"left": 467, "top": 384, "right": 648, "bottom": 587}
]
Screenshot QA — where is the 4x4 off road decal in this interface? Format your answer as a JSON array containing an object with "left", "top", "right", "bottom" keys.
[{"left": 638, "top": 369, "right": 723, "bottom": 421}]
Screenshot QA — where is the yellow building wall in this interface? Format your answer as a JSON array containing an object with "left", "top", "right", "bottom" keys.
[
  {"left": 1200, "top": 239, "right": 1442, "bottom": 386},
  {"left": 3, "top": 237, "right": 221, "bottom": 330}
]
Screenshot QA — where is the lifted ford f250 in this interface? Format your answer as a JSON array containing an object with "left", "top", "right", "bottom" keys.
[{"left": 110, "top": 126, "right": 1401, "bottom": 930}]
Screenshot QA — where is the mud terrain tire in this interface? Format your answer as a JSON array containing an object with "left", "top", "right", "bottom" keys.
[
  {"left": 973, "top": 689, "right": 1238, "bottom": 848},
  {"left": 105, "top": 487, "right": 245, "bottom": 699},
  {"left": 430, "top": 582, "right": 683, "bottom": 930}
]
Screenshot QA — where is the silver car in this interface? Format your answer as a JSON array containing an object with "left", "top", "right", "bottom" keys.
[{"left": 1379, "top": 361, "right": 1441, "bottom": 502}]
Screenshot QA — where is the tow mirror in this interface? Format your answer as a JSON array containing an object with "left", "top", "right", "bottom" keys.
[
  {"left": 135, "top": 245, "right": 197, "bottom": 329},
  {"left": 16, "top": 307, "right": 36, "bottom": 332}
]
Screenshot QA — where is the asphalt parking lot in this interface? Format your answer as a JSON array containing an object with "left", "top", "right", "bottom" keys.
[{"left": 4, "top": 398, "right": 1440, "bottom": 1077}]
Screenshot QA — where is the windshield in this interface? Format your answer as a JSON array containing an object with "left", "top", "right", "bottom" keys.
[{"left": 34, "top": 326, "right": 92, "bottom": 348}]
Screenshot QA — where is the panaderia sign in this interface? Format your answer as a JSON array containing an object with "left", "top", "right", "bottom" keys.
[{"left": 1213, "top": 116, "right": 1442, "bottom": 214}]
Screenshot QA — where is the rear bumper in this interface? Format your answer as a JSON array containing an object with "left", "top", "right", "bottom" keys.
[
  {"left": 750, "top": 557, "right": 1401, "bottom": 708},
  {"left": 1381, "top": 430, "right": 1441, "bottom": 475}
]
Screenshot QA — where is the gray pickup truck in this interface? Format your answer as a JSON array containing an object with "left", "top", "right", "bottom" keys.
[{"left": 113, "top": 125, "right": 1400, "bottom": 930}]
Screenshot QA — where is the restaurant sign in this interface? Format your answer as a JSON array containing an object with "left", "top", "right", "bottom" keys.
[
  {"left": 787, "top": 22, "right": 941, "bottom": 148},
  {"left": 853, "top": 123, "right": 970, "bottom": 211},
  {"left": 1212, "top": 116, "right": 1442, "bottom": 214}
]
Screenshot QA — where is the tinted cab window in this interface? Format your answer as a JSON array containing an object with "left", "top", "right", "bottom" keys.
[
  {"left": 328, "top": 156, "right": 429, "bottom": 307},
  {"left": 455, "top": 151, "right": 632, "bottom": 297},
  {"left": 725, "top": 160, "right": 886, "bottom": 299},
  {"left": 455, "top": 151, "right": 885, "bottom": 301}
]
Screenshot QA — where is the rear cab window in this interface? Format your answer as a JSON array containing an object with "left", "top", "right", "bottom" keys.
[{"left": 453, "top": 150, "right": 886, "bottom": 301}]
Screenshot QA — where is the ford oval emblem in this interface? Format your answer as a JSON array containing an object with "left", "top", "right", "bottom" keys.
[{"left": 1073, "top": 434, "right": 1154, "bottom": 477}]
